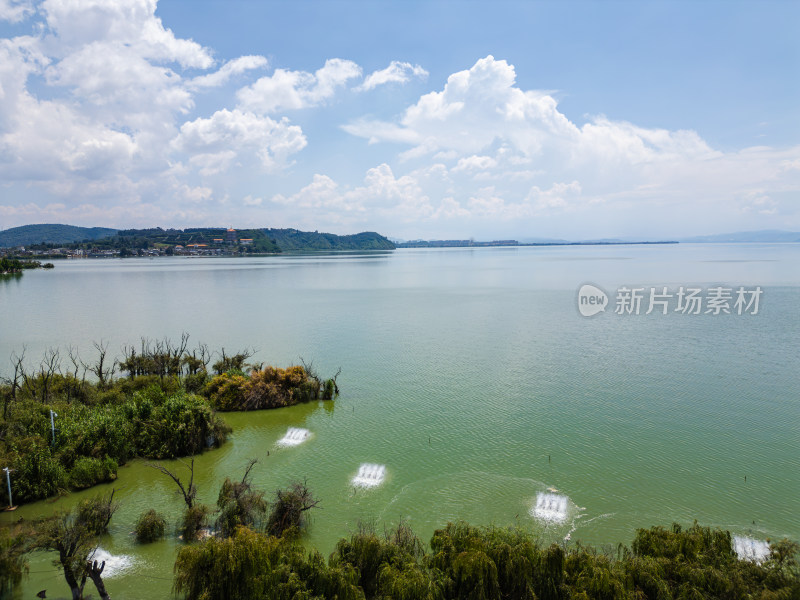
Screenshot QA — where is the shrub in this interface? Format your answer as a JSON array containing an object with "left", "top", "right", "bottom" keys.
[
  {"left": 135, "top": 509, "right": 166, "bottom": 543},
  {"left": 135, "top": 392, "right": 230, "bottom": 459},
  {"left": 181, "top": 504, "right": 210, "bottom": 542},
  {"left": 266, "top": 482, "right": 319, "bottom": 538},
  {"left": 205, "top": 373, "right": 248, "bottom": 411},
  {"left": 322, "top": 378, "right": 336, "bottom": 400},
  {"left": 184, "top": 372, "right": 207, "bottom": 394},
  {"left": 207, "top": 366, "right": 321, "bottom": 411},
  {"left": 5, "top": 437, "right": 67, "bottom": 503},
  {"left": 69, "top": 456, "right": 118, "bottom": 489}
]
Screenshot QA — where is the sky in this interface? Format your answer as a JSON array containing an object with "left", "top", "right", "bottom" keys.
[{"left": 0, "top": 0, "right": 798, "bottom": 240}]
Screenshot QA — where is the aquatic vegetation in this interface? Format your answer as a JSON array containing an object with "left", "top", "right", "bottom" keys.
[
  {"left": 135, "top": 509, "right": 167, "bottom": 544},
  {"left": 214, "top": 459, "right": 268, "bottom": 539},
  {"left": 265, "top": 481, "right": 319, "bottom": 538}
]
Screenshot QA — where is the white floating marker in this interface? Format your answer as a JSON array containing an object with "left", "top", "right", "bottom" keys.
[
  {"left": 733, "top": 536, "right": 770, "bottom": 563},
  {"left": 352, "top": 463, "right": 386, "bottom": 488},
  {"left": 531, "top": 492, "right": 569, "bottom": 523},
  {"left": 277, "top": 427, "right": 310, "bottom": 447},
  {"left": 90, "top": 548, "right": 133, "bottom": 577}
]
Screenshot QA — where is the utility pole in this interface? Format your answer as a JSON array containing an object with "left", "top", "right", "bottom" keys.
[
  {"left": 50, "top": 409, "right": 58, "bottom": 445},
  {"left": 2, "top": 467, "right": 14, "bottom": 510}
]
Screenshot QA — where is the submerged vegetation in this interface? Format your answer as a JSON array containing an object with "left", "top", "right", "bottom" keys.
[{"left": 0, "top": 337, "right": 339, "bottom": 505}]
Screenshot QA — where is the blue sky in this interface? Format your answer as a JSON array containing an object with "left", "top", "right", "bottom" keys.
[{"left": 0, "top": 0, "right": 798, "bottom": 239}]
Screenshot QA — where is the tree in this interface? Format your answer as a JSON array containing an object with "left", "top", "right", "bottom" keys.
[
  {"left": 266, "top": 481, "right": 319, "bottom": 538},
  {"left": 214, "top": 459, "right": 267, "bottom": 538},
  {"left": 31, "top": 492, "right": 118, "bottom": 600},
  {"left": 149, "top": 457, "right": 210, "bottom": 541},
  {"left": 173, "top": 526, "right": 362, "bottom": 600},
  {"left": 0, "top": 523, "right": 29, "bottom": 598}
]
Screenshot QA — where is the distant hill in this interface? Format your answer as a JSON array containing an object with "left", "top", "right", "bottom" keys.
[
  {"left": 1, "top": 224, "right": 395, "bottom": 254},
  {"left": 265, "top": 229, "right": 395, "bottom": 251},
  {"left": 0, "top": 224, "right": 118, "bottom": 247},
  {"left": 680, "top": 230, "right": 800, "bottom": 243}
]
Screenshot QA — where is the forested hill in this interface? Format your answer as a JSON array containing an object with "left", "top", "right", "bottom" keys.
[
  {"left": 265, "top": 228, "right": 395, "bottom": 251},
  {"left": 3, "top": 225, "right": 395, "bottom": 254},
  {"left": 0, "top": 224, "right": 118, "bottom": 247}
]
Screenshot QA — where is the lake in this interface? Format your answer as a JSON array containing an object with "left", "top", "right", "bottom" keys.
[{"left": 1, "top": 243, "right": 798, "bottom": 598}]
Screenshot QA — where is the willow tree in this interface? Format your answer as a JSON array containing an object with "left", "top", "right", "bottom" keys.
[
  {"left": 0, "top": 523, "right": 29, "bottom": 598},
  {"left": 174, "top": 526, "right": 362, "bottom": 600}
]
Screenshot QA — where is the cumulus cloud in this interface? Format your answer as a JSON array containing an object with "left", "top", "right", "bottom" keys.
[
  {"left": 344, "top": 55, "right": 717, "bottom": 168},
  {"left": 0, "top": 0, "right": 314, "bottom": 226},
  {"left": 359, "top": 61, "right": 428, "bottom": 91},
  {"left": 237, "top": 58, "right": 362, "bottom": 114},
  {"left": 272, "top": 164, "right": 435, "bottom": 223},
  {"left": 41, "top": 0, "right": 213, "bottom": 68},
  {"left": 173, "top": 109, "right": 307, "bottom": 172},
  {"left": 0, "top": 5, "right": 797, "bottom": 239}
]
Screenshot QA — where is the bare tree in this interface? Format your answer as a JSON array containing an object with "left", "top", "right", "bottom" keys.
[
  {"left": 332, "top": 367, "right": 342, "bottom": 395},
  {"left": 2, "top": 349, "right": 26, "bottom": 420},
  {"left": 90, "top": 341, "right": 116, "bottom": 389},
  {"left": 65, "top": 346, "right": 88, "bottom": 404},
  {"left": 148, "top": 457, "right": 197, "bottom": 509},
  {"left": 85, "top": 559, "right": 110, "bottom": 600},
  {"left": 38, "top": 348, "right": 61, "bottom": 403}
]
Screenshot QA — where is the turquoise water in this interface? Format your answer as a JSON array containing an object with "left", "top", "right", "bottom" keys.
[{"left": 1, "top": 244, "right": 798, "bottom": 598}]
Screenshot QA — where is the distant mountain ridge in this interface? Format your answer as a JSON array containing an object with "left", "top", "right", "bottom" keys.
[
  {"left": 0, "top": 224, "right": 118, "bottom": 247},
  {"left": 679, "top": 230, "right": 800, "bottom": 243}
]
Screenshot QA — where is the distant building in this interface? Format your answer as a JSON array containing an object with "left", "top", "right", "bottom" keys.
[
  {"left": 212, "top": 238, "right": 224, "bottom": 244},
  {"left": 226, "top": 228, "right": 236, "bottom": 244},
  {"left": 240, "top": 238, "right": 253, "bottom": 245}
]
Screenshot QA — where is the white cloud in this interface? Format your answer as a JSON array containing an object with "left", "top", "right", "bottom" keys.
[
  {"left": 344, "top": 55, "right": 718, "bottom": 169},
  {"left": 452, "top": 155, "right": 497, "bottom": 172},
  {"left": 243, "top": 194, "right": 263, "bottom": 206},
  {"left": 271, "top": 164, "right": 434, "bottom": 223},
  {"left": 359, "top": 61, "right": 428, "bottom": 91},
  {"left": 237, "top": 58, "right": 362, "bottom": 114},
  {"left": 190, "top": 55, "right": 268, "bottom": 89},
  {"left": 173, "top": 108, "right": 307, "bottom": 172},
  {"left": 41, "top": 0, "right": 213, "bottom": 68},
  {"left": 0, "top": 0, "right": 33, "bottom": 22}
]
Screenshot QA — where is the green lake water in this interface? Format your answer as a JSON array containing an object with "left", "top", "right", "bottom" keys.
[{"left": 1, "top": 244, "right": 798, "bottom": 598}]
